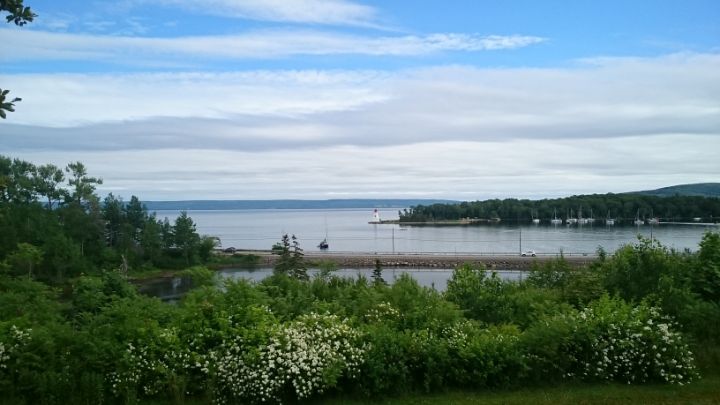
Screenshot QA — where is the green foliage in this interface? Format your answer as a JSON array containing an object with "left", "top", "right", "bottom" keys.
[
  {"left": 528, "top": 257, "right": 605, "bottom": 306},
  {"left": 600, "top": 237, "right": 687, "bottom": 301},
  {"left": 180, "top": 266, "right": 216, "bottom": 288},
  {"left": 273, "top": 234, "right": 308, "bottom": 280},
  {"left": 7, "top": 243, "right": 43, "bottom": 279},
  {"left": 0, "top": 0, "right": 35, "bottom": 26},
  {"left": 446, "top": 264, "right": 567, "bottom": 327},
  {"left": 0, "top": 203, "right": 719, "bottom": 402},
  {"left": 695, "top": 232, "right": 720, "bottom": 301},
  {"left": 0, "top": 155, "right": 211, "bottom": 280},
  {"left": 522, "top": 295, "right": 698, "bottom": 385},
  {"left": 0, "top": 88, "right": 21, "bottom": 119},
  {"left": 372, "top": 259, "right": 385, "bottom": 285},
  {"left": 400, "top": 193, "right": 720, "bottom": 222}
]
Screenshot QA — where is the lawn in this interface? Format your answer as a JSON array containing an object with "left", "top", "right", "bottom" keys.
[{"left": 315, "top": 374, "right": 720, "bottom": 405}]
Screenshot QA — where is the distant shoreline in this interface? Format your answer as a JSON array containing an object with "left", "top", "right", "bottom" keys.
[{"left": 143, "top": 199, "right": 455, "bottom": 211}]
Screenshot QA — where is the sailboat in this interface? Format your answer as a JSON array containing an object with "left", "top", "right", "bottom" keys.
[
  {"left": 566, "top": 209, "right": 577, "bottom": 225},
  {"left": 634, "top": 209, "right": 645, "bottom": 226},
  {"left": 648, "top": 210, "right": 660, "bottom": 225},
  {"left": 578, "top": 207, "right": 589, "bottom": 225},
  {"left": 550, "top": 209, "right": 562, "bottom": 225},
  {"left": 318, "top": 216, "right": 329, "bottom": 249},
  {"left": 532, "top": 209, "right": 540, "bottom": 224},
  {"left": 587, "top": 208, "right": 596, "bottom": 224},
  {"left": 605, "top": 211, "right": 615, "bottom": 226}
]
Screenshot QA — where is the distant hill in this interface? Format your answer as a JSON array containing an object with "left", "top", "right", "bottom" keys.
[
  {"left": 631, "top": 183, "right": 720, "bottom": 198},
  {"left": 144, "top": 199, "right": 457, "bottom": 211}
]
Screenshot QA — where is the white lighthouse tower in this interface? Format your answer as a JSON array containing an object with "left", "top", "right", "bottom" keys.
[{"left": 372, "top": 209, "right": 381, "bottom": 223}]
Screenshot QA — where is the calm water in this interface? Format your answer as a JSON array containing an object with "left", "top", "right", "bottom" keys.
[
  {"left": 155, "top": 208, "right": 717, "bottom": 255},
  {"left": 139, "top": 267, "right": 525, "bottom": 300}
]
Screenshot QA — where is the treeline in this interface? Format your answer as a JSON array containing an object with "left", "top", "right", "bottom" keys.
[
  {"left": 0, "top": 155, "right": 214, "bottom": 282},
  {"left": 399, "top": 193, "right": 720, "bottom": 222}
]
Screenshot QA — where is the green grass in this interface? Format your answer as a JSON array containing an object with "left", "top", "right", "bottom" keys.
[
  {"left": 136, "top": 375, "right": 720, "bottom": 405},
  {"left": 315, "top": 375, "right": 720, "bottom": 405}
]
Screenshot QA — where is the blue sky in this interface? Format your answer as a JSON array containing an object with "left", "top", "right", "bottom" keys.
[{"left": 1, "top": 0, "right": 719, "bottom": 200}]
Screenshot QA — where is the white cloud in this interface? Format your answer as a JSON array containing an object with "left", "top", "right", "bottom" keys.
[
  {"left": 0, "top": 28, "right": 545, "bottom": 64},
  {"left": 150, "top": 0, "right": 379, "bottom": 27},
  {"left": 11, "top": 135, "right": 720, "bottom": 200},
  {"left": 1, "top": 70, "right": 391, "bottom": 127},
  {"left": 2, "top": 53, "right": 718, "bottom": 141},
  {"left": 2, "top": 53, "right": 719, "bottom": 199}
]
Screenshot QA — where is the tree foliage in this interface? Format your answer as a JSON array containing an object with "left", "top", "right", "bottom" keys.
[
  {"left": 1, "top": 1, "right": 36, "bottom": 118},
  {"left": 0, "top": 155, "right": 210, "bottom": 281},
  {"left": 0, "top": 0, "right": 35, "bottom": 25},
  {"left": 400, "top": 193, "right": 720, "bottom": 223}
]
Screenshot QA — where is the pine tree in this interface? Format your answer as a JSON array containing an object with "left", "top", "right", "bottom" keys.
[
  {"left": 372, "top": 259, "right": 386, "bottom": 285},
  {"left": 288, "top": 234, "right": 308, "bottom": 281}
]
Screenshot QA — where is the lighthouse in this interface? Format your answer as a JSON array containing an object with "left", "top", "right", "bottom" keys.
[{"left": 372, "top": 209, "right": 381, "bottom": 223}]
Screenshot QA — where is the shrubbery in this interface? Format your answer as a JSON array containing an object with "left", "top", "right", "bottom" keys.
[{"left": 0, "top": 233, "right": 719, "bottom": 403}]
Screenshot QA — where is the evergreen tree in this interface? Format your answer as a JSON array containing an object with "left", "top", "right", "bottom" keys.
[
  {"left": 273, "top": 234, "right": 292, "bottom": 276},
  {"left": 288, "top": 234, "right": 308, "bottom": 281},
  {"left": 33, "top": 164, "right": 65, "bottom": 209},
  {"left": 272, "top": 234, "right": 308, "bottom": 280},
  {"left": 173, "top": 211, "right": 200, "bottom": 266},
  {"left": 8, "top": 242, "right": 43, "bottom": 278},
  {"left": 372, "top": 258, "right": 386, "bottom": 285},
  {"left": 65, "top": 161, "right": 102, "bottom": 205}
]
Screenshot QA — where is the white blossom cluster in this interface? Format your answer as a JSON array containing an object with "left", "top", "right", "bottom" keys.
[
  {"left": 0, "top": 326, "right": 31, "bottom": 372},
  {"left": 215, "top": 313, "right": 366, "bottom": 403},
  {"left": 577, "top": 307, "right": 698, "bottom": 385},
  {"left": 109, "top": 327, "right": 193, "bottom": 397},
  {"left": 364, "top": 302, "right": 400, "bottom": 323},
  {"left": 441, "top": 321, "right": 473, "bottom": 349}
]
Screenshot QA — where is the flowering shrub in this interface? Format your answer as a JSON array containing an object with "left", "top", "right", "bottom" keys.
[
  {"left": 215, "top": 313, "right": 365, "bottom": 403},
  {"left": 364, "top": 301, "right": 400, "bottom": 323},
  {"left": 109, "top": 327, "right": 195, "bottom": 399},
  {"left": 523, "top": 295, "right": 698, "bottom": 385},
  {"left": 0, "top": 325, "right": 31, "bottom": 373},
  {"left": 577, "top": 296, "right": 698, "bottom": 384}
]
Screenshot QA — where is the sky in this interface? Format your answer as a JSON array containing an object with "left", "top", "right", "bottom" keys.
[{"left": 1, "top": 0, "right": 719, "bottom": 201}]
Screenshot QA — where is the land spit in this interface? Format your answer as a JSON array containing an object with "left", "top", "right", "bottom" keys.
[{"left": 223, "top": 251, "right": 595, "bottom": 270}]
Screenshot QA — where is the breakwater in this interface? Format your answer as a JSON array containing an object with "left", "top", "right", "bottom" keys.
[{"left": 222, "top": 251, "right": 595, "bottom": 270}]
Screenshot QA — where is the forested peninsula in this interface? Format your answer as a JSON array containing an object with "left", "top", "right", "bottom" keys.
[{"left": 399, "top": 194, "right": 720, "bottom": 223}]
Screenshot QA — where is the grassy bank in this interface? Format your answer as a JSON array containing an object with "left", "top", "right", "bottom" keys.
[
  {"left": 317, "top": 375, "right": 720, "bottom": 405},
  {"left": 137, "top": 375, "right": 720, "bottom": 405}
]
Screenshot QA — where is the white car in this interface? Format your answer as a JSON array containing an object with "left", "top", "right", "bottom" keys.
[{"left": 521, "top": 250, "right": 536, "bottom": 257}]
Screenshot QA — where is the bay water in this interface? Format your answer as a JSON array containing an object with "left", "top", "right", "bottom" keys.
[{"left": 155, "top": 208, "right": 716, "bottom": 255}]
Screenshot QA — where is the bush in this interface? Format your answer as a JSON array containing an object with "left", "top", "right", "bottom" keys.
[
  {"left": 180, "top": 266, "right": 216, "bottom": 288},
  {"left": 522, "top": 295, "right": 698, "bottom": 385},
  {"left": 214, "top": 313, "right": 364, "bottom": 403}
]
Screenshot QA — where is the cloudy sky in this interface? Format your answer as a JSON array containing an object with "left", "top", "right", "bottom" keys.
[{"left": 1, "top": 0, "right": 719, "bottom": 200}]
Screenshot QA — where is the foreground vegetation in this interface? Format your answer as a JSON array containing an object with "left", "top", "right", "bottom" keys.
[
  {"left": 2, "top": 155, "right": 720, "bottom": 404},
  {"left": 1, "top": 232, "right": 719, "bottom": 404}
]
